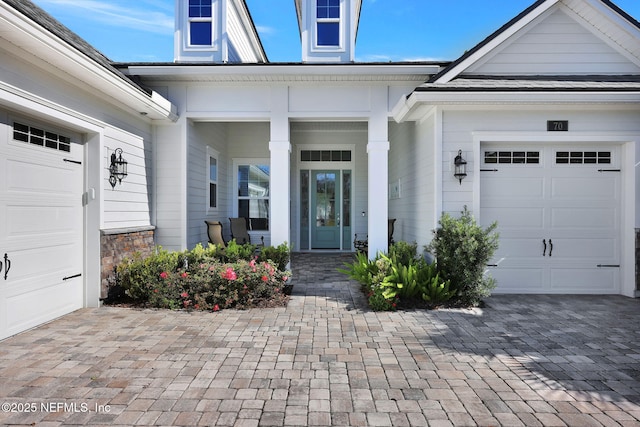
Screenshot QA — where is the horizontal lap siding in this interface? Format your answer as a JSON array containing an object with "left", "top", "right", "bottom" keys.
[
  {"left": 187, "top": 123, "right": 229, "bottom": 248},
  {"left": 470, "top": 9, "right": 640, "bottom": 75},
  {"left": 389, "top": 119, "right": 437, "bottom": 247},
  {"left": 103, "top": 127, "right": 153, "bottom": 229}
]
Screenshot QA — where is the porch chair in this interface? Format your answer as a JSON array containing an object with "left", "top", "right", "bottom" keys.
[
  {"left": 205, "top": 220, "right": 226, "bottom": 247},
  {"left": 353, "top": 218, "right": 396, "bottom": 254},
  {"left": 229, "top": 217, "right": 264, "bottom": 246}
]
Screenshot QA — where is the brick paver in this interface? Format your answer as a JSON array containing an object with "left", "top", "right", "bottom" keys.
[{"left": 0, "top": 253, "right": 639, "bottom": 426}]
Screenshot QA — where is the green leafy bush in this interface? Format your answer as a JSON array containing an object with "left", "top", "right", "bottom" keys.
[
  {"left": 340, "top": 241, "right": 453, "bottom": 310},
  {"left": 115, "top": 243, "right": 291, "bottom": 311},
  {"left": 426, "top": 206, "right": 499, "bottom": 307},
  {"left": 257, "top": 242, "right": 290, "bottom": 271}
]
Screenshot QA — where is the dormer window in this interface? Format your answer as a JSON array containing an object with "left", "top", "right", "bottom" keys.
[
  {"left": 189, "top": 0, "right": 213, "bottom": 46},
  {"left": 316, "top": 0, "right": 340, "bottom": 46}
]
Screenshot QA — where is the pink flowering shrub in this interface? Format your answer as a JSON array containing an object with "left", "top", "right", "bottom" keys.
[{"left": 116, "top": 243, "right": 291, "bottom": 311}]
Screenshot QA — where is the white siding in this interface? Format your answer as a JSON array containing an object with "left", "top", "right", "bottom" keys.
[
  {"left": 388, "top": 119, "right": 438, "bottom": 247},
  {"left": 226, "top": 0, "right": 261, "bottom": 63},
  {"left": 187, "top": 122, "right": 230, "bottom": 248},
  {"left": 155, "top": 122, "right": 187, "bottom": 251},
  {"left": 103, "top": 127, "right": 153, "bottom": 229},
  {"left": 440, "top": 108, "right": 640, "bottom": 217},
  {"left": 1, "top": 45, "right": 155, "bottom": 232},
  {"left": 469, "top": 9, "right": 640, "bottom": 75}
]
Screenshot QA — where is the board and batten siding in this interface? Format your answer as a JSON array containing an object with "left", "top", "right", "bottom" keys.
[
  {"left": 468, "top": 8, "right": 640, "bottom": 75},
  {"left": 187, "top": 122, "right": 230, "bottom": 248}
]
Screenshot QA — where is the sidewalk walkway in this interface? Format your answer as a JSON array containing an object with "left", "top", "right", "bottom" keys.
[{"left": 0, "top": 253, "right": 639, "bottom": 426}]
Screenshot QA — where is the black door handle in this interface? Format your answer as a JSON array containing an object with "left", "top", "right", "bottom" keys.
[
  {"left": 549, "top": 239, "right": 553, "bottom": 257},
  {"left": 542, "top": 239, "right": 547, "bottom": 256},
  {"left": 3, "top": 253, "right": 10, "bottom": 280}
]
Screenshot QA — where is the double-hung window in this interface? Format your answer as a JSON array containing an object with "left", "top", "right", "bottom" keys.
[
  {"left": 236, "top": 161, "right": 270, "bottom": 230},
  {"left": 316, "top": 0, "right": 340, "bottom": 47},
  {"left": 189, "top": 0, "right": 213, "bottom": 46}
]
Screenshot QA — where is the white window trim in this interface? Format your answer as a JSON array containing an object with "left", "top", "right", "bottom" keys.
[
  {"left": 312, "top": 0, "right": 345, "bottom": 51},
  {"left": 207, "top": 146, "right": 219, "bottom": 213},
  {"left": 232, "top": 158, "right": 270, "bottom": 227},
  {"left": 185, "top": 0, "right": 218, "bottom": 50}
]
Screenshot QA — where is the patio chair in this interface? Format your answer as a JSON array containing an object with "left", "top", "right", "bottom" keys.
[
  {"left": 229, "top": 217, "right": 264, "bottom": 246},
  {"left": 353, "top": 218, "right": 396, "bottom": 254},
  {"left": 205, "top": 220, "right": 226, "bottom": 247}
]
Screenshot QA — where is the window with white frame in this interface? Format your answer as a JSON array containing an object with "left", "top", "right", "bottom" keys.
[
  {"left": 207, "top": 147, "right": 218, "bottom": 210},
  {"left": 188, "top": 0, "right": 213, "bottom": 46},
  {"left": 316, "top": 0, "right": 340, "bottom": 46},
  {"left": 235, "top": 161, "right": 269, "bottom": 230}
]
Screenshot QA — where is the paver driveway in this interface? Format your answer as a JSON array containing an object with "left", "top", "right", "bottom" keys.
[{"left": 1, "top": 253, "right": 639, "bottom": 426}]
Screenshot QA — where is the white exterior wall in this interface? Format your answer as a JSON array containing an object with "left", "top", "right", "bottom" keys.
[
  {"left": 469, "top": 8, "right": 640, "bottom": 75},
  {"left": 441, "top": 108, "right": 640, "bottom": 217},
  {"left": 388, "top": 118, "right": 438, "bottom": 247},
  {"left": 187, "top": 122, "right": 230, "bottom": 247},
  {"left": 226, "top": 0, "right": 261, "bottom": 63},
  {"left": 0, "top": 42, "right": 155, "bottom": 233}
]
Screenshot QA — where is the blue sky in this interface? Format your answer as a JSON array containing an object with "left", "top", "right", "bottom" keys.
[{"left": 31, "top": 0, "right": 640, "bottom": 63}]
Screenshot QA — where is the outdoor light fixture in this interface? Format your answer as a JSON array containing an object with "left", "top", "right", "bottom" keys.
[
  {"left": 109, "top": 148, "right": 128, "bottom": 189},
  {"left": 454, "top": 149, "right": 467, "bottom": 184}
]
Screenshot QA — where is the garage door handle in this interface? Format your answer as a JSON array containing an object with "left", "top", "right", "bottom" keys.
[
  {"left": 3, "top": 253, "right": 10, "bottom": 280},
  {"left": 63, "top": 273, "right": 82, "bottom": 281},
  {"left": 542, "top": 239, "right": 547, "bottom": 256},
  {"left": 549, "top": 239, "right": 553, "bottom": 257}
]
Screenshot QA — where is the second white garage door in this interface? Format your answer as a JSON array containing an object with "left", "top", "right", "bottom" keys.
[
  {"left": 0, "top": 119, "right": 84, "bottom": 340},
  {"left": 480, "top": 144, "right": 621, "bottom": 294}
]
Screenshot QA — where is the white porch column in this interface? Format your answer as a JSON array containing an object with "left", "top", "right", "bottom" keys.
[
  {"left": 269, "top": 96, "right": 291, "bottom": 247},
  {"left": 367, "top": 88, "right": 390, "bottom": 258}
]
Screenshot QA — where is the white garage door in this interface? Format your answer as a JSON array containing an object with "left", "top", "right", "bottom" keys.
[
  {"left": 0, "top": 120, "right": 84, "bottom": 340},
  {"left": 480, "top": 144, "right": 620, "bottom": 294}
]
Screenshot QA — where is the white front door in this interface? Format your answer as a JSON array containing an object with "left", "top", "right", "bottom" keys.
[
  {"left": 0, "top": 120, "right": 84, "bottom": 340},
  {"left": 480, "top": 145, "right": 620, "bottom": 294}
]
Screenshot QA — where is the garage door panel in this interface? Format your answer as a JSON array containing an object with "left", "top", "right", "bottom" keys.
[
  {"left": 491, "top": 268, "right": 545, "bottom": 293},
  {"left": 481, "top": 177, "right": 544, "bottom": 200},
  {"left": 481, "top": 144, "right": 620, "bottom": 294},
  {"left": 6, "top": 278, "right": 82, "bottom": 337},
  {"left": 6, "top": 158, "right": 79, "bottom": 196},
  {"left": 482, "top": 207, "right": 544, "bottom": 229},
  {"left": 546, "top": 238, "right": 617, "bottom": 260},
  {"left": 493, "top": 238, "right": 548, "bottom": 258},
  {"left": 6, "top": 204, "right": 80, "bottom": 238},
  {"left": 550, "top": 267, "right": 618, "bottom": 293},
  {"left": 551, "top": 176, "right": 619, "bottom": 200},
  {"left": 0, "top": 122, "right": 84, "bottom": 341},
  {"left": 550, "top": 207, "right": 618, "bottom": 229},
  {"left": 2, "top": 243, "right": 81, "bottom": 285}
]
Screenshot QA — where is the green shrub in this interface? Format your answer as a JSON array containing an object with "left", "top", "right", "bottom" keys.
[
  {"left": 258, "top": 242, "right": 290, "bottom": 271},
  {"left": 115, "top": 243, "right": 291, "bottom": 311},
  {"left": 426, "top": 206, "right": 499, "bottom": 306},
  {"left": 367, "top": 286, "right": 398, "bottom": 311}
]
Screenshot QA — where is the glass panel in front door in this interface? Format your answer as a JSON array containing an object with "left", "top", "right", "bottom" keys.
[{"left": 312, "top": 171, "right": 340, "bottom": 249}]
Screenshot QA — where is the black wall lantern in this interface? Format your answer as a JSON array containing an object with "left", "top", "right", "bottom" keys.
[
  {"left": 109, "top": 148, "right": 128, "bottom": 189},
  {"left": 454, "top": 149, "right": 467, "bottom": 184}
]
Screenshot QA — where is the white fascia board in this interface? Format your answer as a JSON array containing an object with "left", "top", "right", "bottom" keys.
[
  {"left": 125, "top": 64, "right": 440, "bottom": 81},
  {"left": 394, "top": 90, "right": 640, "bottom": 121},
  {"left": 0, "top": 4, "right": 178, "bottom": 122},
  {"left": 434, "top": 0, "right": 558, "bottom": 84}
]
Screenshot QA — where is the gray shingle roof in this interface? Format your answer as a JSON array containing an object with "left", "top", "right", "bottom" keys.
[
  {"left": 416, "top": 75, "right": 640, "bottom": 92},
  {"left": 3, "top": 0, "right": 150, "bottom": 94}
]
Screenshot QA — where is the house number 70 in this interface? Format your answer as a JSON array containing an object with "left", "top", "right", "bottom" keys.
[{"left": 547, "top": 120, "right": 569, "bottom": 131}]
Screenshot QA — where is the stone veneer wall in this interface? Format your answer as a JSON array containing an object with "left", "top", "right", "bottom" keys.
[{"left": 100, "top": 226, "right": 155, "bottom": 299}]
